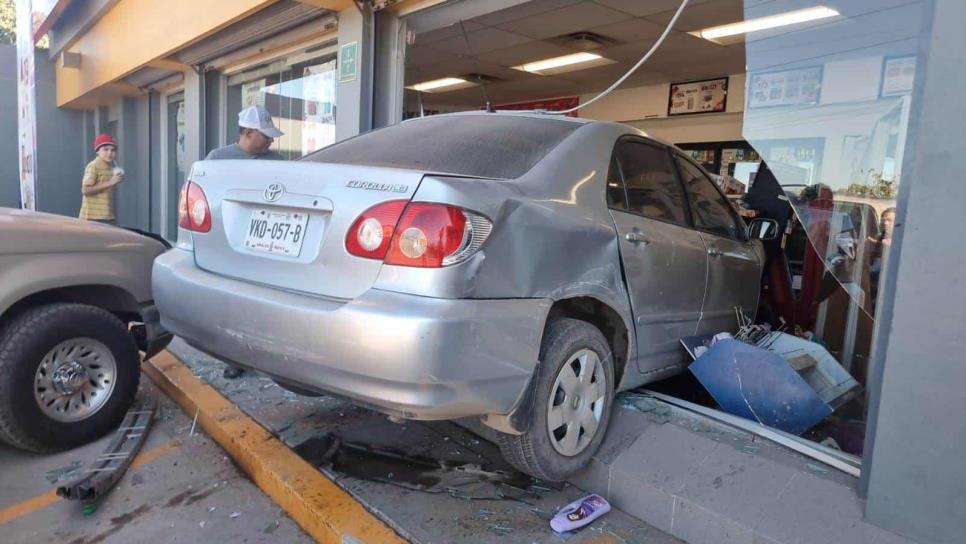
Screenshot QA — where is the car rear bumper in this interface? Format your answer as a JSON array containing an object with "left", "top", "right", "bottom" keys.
[{"left": 153, "top": 249, "right": 551, "bottom": 420}]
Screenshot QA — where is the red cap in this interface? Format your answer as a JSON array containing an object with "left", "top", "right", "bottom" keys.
[{"left": 93, "top": 133, "right": 117, "bottom": 151}]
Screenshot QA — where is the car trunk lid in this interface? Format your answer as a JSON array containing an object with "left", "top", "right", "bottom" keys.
[{"left": 187, "top": 160, "right": 423, "bottom": 300}]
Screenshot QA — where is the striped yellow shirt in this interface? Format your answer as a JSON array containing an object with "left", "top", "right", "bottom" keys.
[{"left": 78, "top": 157, "right": 115, "bottom": 221}]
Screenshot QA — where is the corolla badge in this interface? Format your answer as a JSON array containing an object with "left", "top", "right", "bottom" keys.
[{"left": 264, "top": 183, "right": 284, "bottom": 202}]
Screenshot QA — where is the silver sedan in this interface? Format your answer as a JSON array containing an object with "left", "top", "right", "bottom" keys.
[{"left": 153, "top": 112, "right": 772, "bottom": 480}]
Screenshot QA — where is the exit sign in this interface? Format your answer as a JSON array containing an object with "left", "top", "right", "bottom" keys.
[{"left": 339, "top": 41, "right": 358, "bottom": 83}]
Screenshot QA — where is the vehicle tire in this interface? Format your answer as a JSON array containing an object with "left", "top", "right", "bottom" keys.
[
  {"left": 498, "top": 318, "right": 615, "bottom": 481},
  {"left": 0, "top": 303, "right": 140, "bottom": 453}
]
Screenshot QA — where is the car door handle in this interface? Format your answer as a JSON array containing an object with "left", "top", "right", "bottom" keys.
[
  {"left": 707, "top": 247, "right": 723, "bottom": 257},
  {"left": 625, "top": 232, "right": 650, "bottom": 245}
]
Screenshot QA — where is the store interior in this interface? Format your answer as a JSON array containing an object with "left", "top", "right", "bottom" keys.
[{"left": 397, "top": 0, "right": 919, "bottom": 461}]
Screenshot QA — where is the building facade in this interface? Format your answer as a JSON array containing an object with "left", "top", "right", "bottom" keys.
[{"left": 16, "top": 1, "right": 966, "bottom": 543}]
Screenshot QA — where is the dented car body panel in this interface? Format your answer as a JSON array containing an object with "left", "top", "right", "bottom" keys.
[{"left": 153, "top": 112, "right": 763, "bottom": 432}]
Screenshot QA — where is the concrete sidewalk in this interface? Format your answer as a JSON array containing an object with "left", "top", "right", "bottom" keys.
[
  {"left": 0, "top": 379, "right": 311, "bottom": 544},
  {"left": 168, "top": 338, "right": 684, "bottom": 544},
  {"left": 570, "top": 397, "right": 918, "bottom": 544}
]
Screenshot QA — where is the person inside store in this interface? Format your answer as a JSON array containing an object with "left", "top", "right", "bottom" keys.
[
  {"left": 206, "top": 105, "right": 285, "bottom": 160},
  {"left": 866, "top": 207, "right": 897, "bottom": 312},
  {"left": 79, "top": 134, "right": 123, "bottom": 225}
]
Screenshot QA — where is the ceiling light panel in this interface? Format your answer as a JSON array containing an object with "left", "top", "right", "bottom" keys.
[
  {"left": 693, "top": 6, "right": 840, "bottom": 44},
  {"left": 513, "top": 52, "right": 616, "bottom": 76},
  {"left": 407, "top": 77, "right": 477, "bottom": 93}
]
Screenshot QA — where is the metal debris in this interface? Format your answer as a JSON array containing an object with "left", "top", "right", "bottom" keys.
[{"left": 57, "top": 403, "right": 156, "bottom": 501}]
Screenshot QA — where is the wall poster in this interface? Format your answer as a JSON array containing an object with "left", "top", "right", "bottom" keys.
[
  {"left": 880, "top": 56, "right": 916, "bottom": 97},
  {"left": 301, "top": 61, "right": 337, "bottom": 155},
  {"left": 668, "top": 77, "right": 729, "bottom": 116},
  {"left": 748, "top": 66, "right": 823, "bottom": 108},
  {"left": 242, "top": 79, "right": 267, "bottom": 108}
]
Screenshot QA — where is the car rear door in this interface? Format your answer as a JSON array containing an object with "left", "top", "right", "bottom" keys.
[
  {"left": 673, "top": 153, "right": 761, "bottom": 334},
  {"left": 608, "top": 138, "right": 708, "bottom": 374}
]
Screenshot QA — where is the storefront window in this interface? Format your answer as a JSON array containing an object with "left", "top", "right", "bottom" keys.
[
  {"left": 737, "top": 0, "right": 923, "bottom": 454},
  {"left": 166, "top": 91, "right": 186, "bottom": 241},
  {"left": 226, "top": 49, "right": 337, "bottom": 160}
]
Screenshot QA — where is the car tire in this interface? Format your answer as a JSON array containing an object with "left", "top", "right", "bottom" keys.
[
  {"left": 0, "top": 303, "right": 140, "bottom": 453},
  {"left": 498, "top": 318, "right": 615, "bottom": 482}
]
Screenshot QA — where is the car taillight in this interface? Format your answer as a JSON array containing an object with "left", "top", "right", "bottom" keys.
[
  {"left": 177, "top": 181, "right": 211, "bottom": 233},
  {"left": 345, "top": 200, "right": 409, "bottom": 259},
  {"left": 346, "top": 201, "right": 492, "bottom": 267}
]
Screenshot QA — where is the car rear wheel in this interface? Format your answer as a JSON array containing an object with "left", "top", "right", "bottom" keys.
[
  {"left": 498, "top": 318, "right": 614, "bottom": 481},
  {"left": 0, "top": 303, "right": 140, "bottom": 452}
]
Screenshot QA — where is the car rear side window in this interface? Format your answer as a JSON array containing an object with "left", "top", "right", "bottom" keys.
[
  {"left": 676, "top": 156, "right": 744, "bottom": 239},
  {"left": 606, "top": 155, "right": 628, "bottom": 210},
  {"left": 301, "top": 115, "right": 581, "bottom": 180},
  {"left": 614, "top": 140, "right": 689, "bottom": 225}
]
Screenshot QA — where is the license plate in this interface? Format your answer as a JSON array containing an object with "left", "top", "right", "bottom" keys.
[{"left": 245, "top": 209, "right": 309, "bottom": 257}]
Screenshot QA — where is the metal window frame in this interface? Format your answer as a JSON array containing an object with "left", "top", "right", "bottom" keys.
[{"left": 159, "top": 86, "right": 186, "bottom": 242}]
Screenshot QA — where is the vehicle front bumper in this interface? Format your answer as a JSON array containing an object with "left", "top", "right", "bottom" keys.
[
  {"left": 153, "top": 249, "right": 551, "bottom": 420},
  {"left": 133, "top": 302, "right": 172, "bottom": 359}
]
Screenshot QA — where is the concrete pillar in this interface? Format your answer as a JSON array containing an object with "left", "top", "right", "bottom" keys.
[
  {"left": 372, "top": 8, "right": 406, "bottom": 129},
  {"left": 861, "top": 1, "right": 966, "bottom": 542},
  {"left": 335, "top": 3, "right": 373, "bottom": 141},
  {"left": 204, "top": 69, "right": 223, "bottom": 154}
]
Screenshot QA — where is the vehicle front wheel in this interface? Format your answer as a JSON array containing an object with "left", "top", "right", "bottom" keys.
[
  {"left": 498, "top": 318, "right": 615, "bottom": 481},
  {"left": 0, "top": 303, "right": 140, "bottom": 452}
]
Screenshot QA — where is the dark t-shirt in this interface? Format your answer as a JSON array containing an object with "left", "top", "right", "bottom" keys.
[{"left": 205, "top": 143, "right": 284, "bottom": 160}]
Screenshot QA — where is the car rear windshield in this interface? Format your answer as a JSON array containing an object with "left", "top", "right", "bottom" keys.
[{"left": 301, "top": 115, "right": 581, "bottom": 179}]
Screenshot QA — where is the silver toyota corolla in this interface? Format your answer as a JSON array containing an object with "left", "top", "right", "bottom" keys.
[{"left": 153, "top": 112, "right": 773, "bottom": 480}]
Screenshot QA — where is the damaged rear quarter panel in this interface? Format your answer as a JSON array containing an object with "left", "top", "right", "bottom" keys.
[{"left": 373, "top": 122, "right": 640, "bottom": 386}]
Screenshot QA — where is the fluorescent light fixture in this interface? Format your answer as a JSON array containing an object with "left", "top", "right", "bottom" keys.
[
  {"left": 407, "top": 77, "right": 476, "bottom": 93},
  {"left": 513, "top": 52, "right": 615, "bottom": 75},
  {"left": 695, "top": 6, "right": 840, "bottom": 41}
]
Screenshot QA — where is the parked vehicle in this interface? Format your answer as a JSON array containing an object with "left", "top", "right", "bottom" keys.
[
  {"left": 0, "top": 209, "right": 171, "bottom": 452},
  {"left": 153, "top": 112, "right": 774, "bottom": 480}
]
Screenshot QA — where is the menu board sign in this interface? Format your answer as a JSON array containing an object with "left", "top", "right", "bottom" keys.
[
  {"left": 748, "top": 66, "right": 823, "bottom": 108},
  {"left": 668, "top": 77, "right": 729, "bottom": 116}
]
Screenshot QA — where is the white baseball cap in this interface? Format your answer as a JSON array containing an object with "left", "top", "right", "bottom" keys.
[{"left": 238, "top": 105, "right": 284, "bottom": 138}]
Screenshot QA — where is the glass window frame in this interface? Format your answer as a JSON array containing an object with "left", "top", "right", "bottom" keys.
[
  {"left": 606, "top": 135, "right": 694, "bottom": 230},
  {"left": 672, "top": 151, "right": 749, "bottom": 242},
  {"left": 160, "top": 86, "right": 186, "bottom": 242},
  {"left": 221, "top": 42, "right": 339, "bottom": 161}
]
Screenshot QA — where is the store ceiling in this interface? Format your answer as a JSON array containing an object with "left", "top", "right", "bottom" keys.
[{"left": 406, "top": 0, "right": 748, "bottom": 108}]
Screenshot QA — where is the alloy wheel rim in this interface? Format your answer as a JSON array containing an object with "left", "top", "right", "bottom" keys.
[
  {"left": 547, "top": 348, "right": 606, "bottom": 456},
  {"left": 34, "top": 338, "right": 117, "bottom": 422}
]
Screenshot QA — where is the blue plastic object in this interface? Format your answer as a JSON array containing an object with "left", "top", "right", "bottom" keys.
[{"left": 688, "top": 339, "right": 832, "bottom": 435}]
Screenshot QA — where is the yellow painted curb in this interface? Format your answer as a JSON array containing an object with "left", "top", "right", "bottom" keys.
[{"left": 143, "top": 351, "right": 405, "bottom": 544}]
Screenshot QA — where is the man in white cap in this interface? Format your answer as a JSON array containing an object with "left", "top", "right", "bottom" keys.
[
  {"left": 207, "top": 106, "right": 283, "bottom": 380},
  {"left": 206, "top": 105, "right": 285, "bottom": 160}
]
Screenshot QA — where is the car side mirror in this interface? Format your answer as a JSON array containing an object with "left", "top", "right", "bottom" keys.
[{"left": 748, "top": 218, "right": 779, "bottom": 241}]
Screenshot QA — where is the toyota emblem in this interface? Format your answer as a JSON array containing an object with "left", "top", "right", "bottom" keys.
[{"left": 264, "top": 183, "right": 284, "bottom": 202}]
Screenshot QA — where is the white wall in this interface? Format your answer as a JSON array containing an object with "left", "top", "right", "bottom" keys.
[{"left": 577, "top": 73, "right": 746, "bottom": 144}]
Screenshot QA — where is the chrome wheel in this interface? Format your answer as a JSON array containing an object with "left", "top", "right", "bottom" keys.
[
  {"left": 33, "top": 338, "right": 117, "bottom": 422},
  {"left": 547, "top": 348, "right": 606, "bottom": 457}
]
